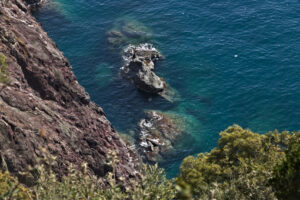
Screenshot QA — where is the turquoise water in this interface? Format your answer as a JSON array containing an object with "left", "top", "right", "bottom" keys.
[{"left": 34, "top": 0, "right": 300, "bottom": 177}]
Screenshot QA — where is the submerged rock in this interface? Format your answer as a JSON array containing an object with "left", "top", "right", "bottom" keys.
[
  {"left": 137, "top": 110, "right": 187, "bottom": 163},
  {"left": 106, "top": 19, "right": 151, "bottom": 48},
  {"left": 121, "top": 44, "right": 166, "bottom": 94},
  {"left": 106, "top": 30, "right": 125, "bottom": 47}
]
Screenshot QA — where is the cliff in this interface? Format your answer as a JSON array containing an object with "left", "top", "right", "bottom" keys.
[{"left": 0, "top": 0, "right": 139, "bottom": 184}]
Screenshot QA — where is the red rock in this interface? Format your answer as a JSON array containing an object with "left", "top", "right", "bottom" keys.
[{"left": 0, "top": 0, "right": 140, "bottom": 184}]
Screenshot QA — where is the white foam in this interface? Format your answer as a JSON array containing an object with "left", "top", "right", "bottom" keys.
[
  {"left": 152, "top": 111, "right": 163, "bottom": 121},
  {"left": 140, "top": 141, "right": 149, "bottom": 148},
  {"left": 122, "top": 43, "right": 158, "bottom": 63},
  {"left": 142, "top": 120, "right": 153, "bottom": 128}
]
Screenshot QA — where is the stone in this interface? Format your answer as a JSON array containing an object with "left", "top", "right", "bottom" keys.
[
  {"left": 122, "top": 60, "right": 165, "bottom": 93},
  {"left": 121, "top": 44, "right": 166, "bottom": 94}
]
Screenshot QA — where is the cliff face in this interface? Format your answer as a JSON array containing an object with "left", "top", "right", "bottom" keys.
[{"left": 0, "top": 0, "right": 139, "bottom": 183}]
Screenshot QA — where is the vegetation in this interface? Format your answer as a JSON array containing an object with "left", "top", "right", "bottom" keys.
[
  {"left": 0, "top": 125, "right": 299, "bottom": 199},
  {"left": 0, "top": 171, "right": 32, "bottom": 200},
  {"left": 270, "top": 133, "right": 300, "bottom": 199},
  {"left": 0, "top": 53, "right": 9, "bottom": 84},
  {"left": 1, "top": 151, "right": 175, "bottom": 200},
  {"left": 177, "top": 125, "right": 300, "bottom": 200},
  {"left": 33, "top": 162, "right": 175, "bottom": 200}
]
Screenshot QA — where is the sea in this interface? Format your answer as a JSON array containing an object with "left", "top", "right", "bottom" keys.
[{"left": 33, "top": 0, "right": 300, "bottom": 178}]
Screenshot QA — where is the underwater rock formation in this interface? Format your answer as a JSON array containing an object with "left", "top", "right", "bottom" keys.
[{"left": 106, "top": 19, "right": 151, "bottom": 48}]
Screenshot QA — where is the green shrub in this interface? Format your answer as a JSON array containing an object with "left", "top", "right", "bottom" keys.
[
  {"left": 32, "top": 152, "right": 175, "bottom": 200},
  {"left": 0, "top": 53, "right": 9, "bottom": 84},
  {"left": 0, "top": 171, "right": 33, "bottom": 200},
  {"left": 177, "top": 125, "right": 299, "bottom": 200}
]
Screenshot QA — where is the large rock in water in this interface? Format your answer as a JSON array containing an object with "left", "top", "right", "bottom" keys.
[
  {"left": 0, "top": 0, "right": 140, "bottom": 185},
  {"left": 137, "top": 110, "right": 187, "bottom": 163},
  {"left": 121, "top": 44, "right": 166, "bottom": 94}
]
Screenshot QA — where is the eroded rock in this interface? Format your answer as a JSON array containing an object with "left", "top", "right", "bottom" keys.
[{"left": 121, "top": 44, "right": 166, "bottom": 94}]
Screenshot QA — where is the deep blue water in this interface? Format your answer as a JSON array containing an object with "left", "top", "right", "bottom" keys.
[{"left": 34, "top": 0, "right": 300, "bottom": 177}]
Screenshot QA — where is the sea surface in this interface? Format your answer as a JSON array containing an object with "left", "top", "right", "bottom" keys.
[{"left": 34, "top": 0, "right": 300, "bottom": 177}]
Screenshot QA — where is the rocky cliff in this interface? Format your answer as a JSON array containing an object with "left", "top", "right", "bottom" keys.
[{"left": 0, "top": 0, "right": 139, "bottom": 184}]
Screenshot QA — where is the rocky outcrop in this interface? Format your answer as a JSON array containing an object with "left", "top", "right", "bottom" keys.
[
  {"left": 138, "top": 110, "right": 187, "bottom": 163},
  {"left": 0, "top": 0, "right": 140, "bottom": 184},
  {"left": 24, "top": 0, "right": 46, "bottom": 10},
  {"left": 120, "top": 44, "right": 166, "bottom": 94}
]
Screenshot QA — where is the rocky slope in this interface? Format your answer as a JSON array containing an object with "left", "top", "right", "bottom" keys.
[{"left": 0, "top": 0, "right": 140, "bottom": 184}]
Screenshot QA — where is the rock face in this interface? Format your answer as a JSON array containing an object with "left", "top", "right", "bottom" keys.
[
  {"left": 0, "top": 0, "right": 140, "bottom": 184},
  {"left": 121, "top": 44, "right": 166, "bottom": 94},
  {"left": 138, "top": 110, "right": 187, "bottom": 163}
]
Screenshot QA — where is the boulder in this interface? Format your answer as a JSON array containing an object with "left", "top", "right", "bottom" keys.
[{"left": 121, "top": 44, "right": 165, "bottom": 94}]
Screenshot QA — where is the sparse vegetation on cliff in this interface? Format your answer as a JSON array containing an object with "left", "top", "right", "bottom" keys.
[
  {"left": 0, "top": 53, "right": 9, "bottom": 84},
  {"left": 1, "top": 125, "right": 299, "bottom": 200},
  {"left": 1, "top": 152, "right": 175, "bottom": 200}
]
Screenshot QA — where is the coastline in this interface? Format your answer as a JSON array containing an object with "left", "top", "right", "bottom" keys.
[{"left": 0, "top": 0, "right": 140, "bottom": 184}]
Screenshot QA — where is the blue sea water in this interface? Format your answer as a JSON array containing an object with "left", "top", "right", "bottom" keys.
[{"left": 34, "top": 0, "right": 300, "bottom": 177}]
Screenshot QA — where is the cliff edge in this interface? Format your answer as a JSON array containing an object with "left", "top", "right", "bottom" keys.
[{"left": 0, "top": 0, "right": 139, "bottom": 184}]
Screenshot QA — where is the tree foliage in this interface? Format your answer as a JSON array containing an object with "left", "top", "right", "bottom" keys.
[
  {"left": 177, "top": 125, "right": 299, "bottom": 200},
  {"left": 270, "top": 133, "right": 300, "bottom": 200}
]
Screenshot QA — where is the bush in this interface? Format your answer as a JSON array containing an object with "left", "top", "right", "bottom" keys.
[
  {"left": 270, "top": 132, "right": 300, "bottom": 200},
  {"left": 32, "top": 152, "right": 175, "bottom": 200},
  {"left": 0, "top": 171, "right": 33, "bottom": 200},
  {"left": 177, "top": 125, "right": 299, "bottom": 200},
  {"left": 32, "top": 163, "right": 175, "bottom": 200}
]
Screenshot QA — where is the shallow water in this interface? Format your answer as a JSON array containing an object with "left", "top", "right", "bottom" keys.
[{"left": 34, "top": 0, "right": 300, "bottom": 177}]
